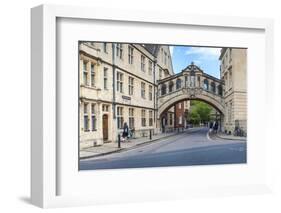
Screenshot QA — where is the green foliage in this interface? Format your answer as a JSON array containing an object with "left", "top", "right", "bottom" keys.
[
  {"left": 186, "top": 100, "right": 212, "bottom": 124},
  {"left": 189, "top": 110, "right": 201, "bottom": 124}
]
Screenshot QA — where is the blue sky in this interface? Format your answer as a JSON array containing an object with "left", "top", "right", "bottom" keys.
[{"left": 169, "top": 46, "right": 221, "bottom": 78}]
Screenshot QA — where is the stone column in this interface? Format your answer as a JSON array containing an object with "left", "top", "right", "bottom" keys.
[
  {"left": 95, "top": 60, "right": 102, "bottom": 89},
  {"left": 79, "top": 58, "right": 83, "bottom": 85},
  {"left": 111, "top": 105, "right": 118, "bottom": 143},
  {"left": 221, "top": 114, "right": 225, "bottom": 133},
  {"left": 96, "top": 102, "right": 103, "bottom": 145},
  {"left": 195, "top": 73, "right": 198, "bottom": 88},
  {"left": 199, "top": 75, "right": 204, "bottom": 88},
  {"left": 156, "top": 118, "right": 161, "bottom": 134},
  {"left": 86, "top": 61, "right": 91, "bottom": 86}
]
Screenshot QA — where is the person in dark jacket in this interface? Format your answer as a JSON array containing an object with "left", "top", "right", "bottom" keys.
[
  {"left": 209, "top": 121, "right": 213, "bottom": 129},
  {"left": 213, "top": 121, "right": 219, "bottom": 133},
  {"left": 122, "top": 122, "right": 129, "bottom": 140}
]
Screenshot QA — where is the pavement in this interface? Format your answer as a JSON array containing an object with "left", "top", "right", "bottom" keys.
[
  {"left": 80, "top": 128, "right": 188, "bottom": 159},
  {"left": 80, "top": 127, "right": 247, "bottom": 170},
  {"left": 210, "top": 131, "right": 247, "bottom": 141}
]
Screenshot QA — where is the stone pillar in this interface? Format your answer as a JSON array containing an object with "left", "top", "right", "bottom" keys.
[
  {"left": 106, "top": 106, "right": 111, "bottom": 142},
  {"left": 86, "top": 61, "right": 91, "bottom": 86},
  {"left": 79, "top": 58, "right": 83, "bottom": 85},
  {"left": 95, "top": 60, "right": 102, "bottom": 89},
  {"left": 195, "top": 73, "right": 198, "bottom": 88},
  {"left": 79, "top": 100, "right": 83, "bottom": 145},
  {"left": 111, "top": 105, "right": 118, "bottom": 143},
  {"left": 200, "top": 75, "right": 204, "bottom": 89},
  {"left": 221, "top": 114, "right": 225, "bottom": 133},
  {"left": 156, "top": 118, "right": 161, "bottom": 134},
  {"left": 186, "top": 74, "right": 189, "bottom": 88},
  {"left": 96, "top": 102, "right": 103, "bottom": 145}
]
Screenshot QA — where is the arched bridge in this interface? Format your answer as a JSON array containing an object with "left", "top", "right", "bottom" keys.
[{"left": 157, "top": 63, "right": 225, "bottom": 117}]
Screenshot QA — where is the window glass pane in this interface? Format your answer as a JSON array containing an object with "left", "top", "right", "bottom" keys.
[
  {"left": 92, "top": 115, "right": 96, "bottom": 130},
  {"left": 84, "top": 115, "right": 88, "bottom": 131}
]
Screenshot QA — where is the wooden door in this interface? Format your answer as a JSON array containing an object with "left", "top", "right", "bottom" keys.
[{"left": 102, "top": 114, "right": 108, "bottom": 141}]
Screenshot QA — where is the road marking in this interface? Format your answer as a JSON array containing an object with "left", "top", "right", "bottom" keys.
[{"left": 206, "top": 130, "right": 212, "bottom": 141}]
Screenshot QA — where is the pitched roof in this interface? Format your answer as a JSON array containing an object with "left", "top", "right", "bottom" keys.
[
  {"left": 142, "top": 44, "right": 160, "bottom": 57},
  {"left": 182, "top": 62, "right": 203, "bottom": 73}
]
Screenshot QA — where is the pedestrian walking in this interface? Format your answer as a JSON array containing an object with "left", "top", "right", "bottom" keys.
[
  {"left": 122, "top": 122, "right": 129, "bottom": 141},
  {"left": 213, "top": 121, "right": 218, "bottom": 133},
  {"left": 209, "top": 121, "right": 214, "bottom": 133}
]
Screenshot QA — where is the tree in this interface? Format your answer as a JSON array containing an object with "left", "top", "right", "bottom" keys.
[
  {"left": 189, "top": 110, "right": 200, "bottom": 124},
  {"left": 187, "top": 100, "right": 212, "bottom": 125},
  {"left": 196, "top": 102, "right": 212, "bottom": 122}
]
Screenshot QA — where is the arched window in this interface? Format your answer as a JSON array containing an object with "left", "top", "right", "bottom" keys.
[
  {"left": 190, "top": 75, "right": 195, "bottom": 87},
  {"left": 190, "top": 71, "right": 195, "bottom": 88},
  {"left": 217, "top": 85, "right": 223, "bottom": 96},
  {"left": 203, "top": 79, "right": 209, "bottom": 90},
  {"left": 161, "top": 84, "right": 167, "bottom": 95},
  {"left": 176, "top": 78, "right": 182, "bottom": 90},
  {"left": 211, "top": 82, "right": 216, "bottom": 93},
  {"left": 168, "top": 81, "right": 174, "bottom": 93}
]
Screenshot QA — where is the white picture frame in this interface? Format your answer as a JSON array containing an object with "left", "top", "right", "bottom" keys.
[{"left": 31, "top": 4, "right": 274, "bottom": 208}]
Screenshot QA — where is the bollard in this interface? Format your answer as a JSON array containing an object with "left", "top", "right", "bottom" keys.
[
  {"left": 149, "top": 129, "right": 152, "bottom": 140},
  {"left": 177, "top": 128, "right": 179, "bottom": 133},
  {"left": 118, "top": 134, "right": 121, "bottom": 148}
]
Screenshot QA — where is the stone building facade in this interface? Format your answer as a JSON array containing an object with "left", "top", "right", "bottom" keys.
[
  {"left": 79, "top": 42, "right": 185, "bottom": 148},
  {"left": 79, "top": 43, "right": 246, "bottom": 148},
  {"left": 219, "top": 48, "right": 247, "bottom": 134},
  {"left": 174, "top": 101, "right": 189, "bottom": 128},
  {"left": 160, "top": 101, "right": 189, "bottom": 132}
]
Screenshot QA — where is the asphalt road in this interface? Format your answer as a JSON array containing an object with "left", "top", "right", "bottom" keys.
[{"left": 79, "top": 127, "right": 247, "bottom": 170}]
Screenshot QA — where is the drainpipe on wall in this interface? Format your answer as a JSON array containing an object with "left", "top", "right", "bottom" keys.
[
  {"left": 112, "top": 43, "right": 116, "bottom": 119},
  {"left": 153, "top": 60, "right": 157, "bottom": 128}
]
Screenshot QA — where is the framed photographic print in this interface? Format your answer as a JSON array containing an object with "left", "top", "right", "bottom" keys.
[
  {"left": 31, "top": 4, "right": 274, "bottom": 208},
  {"left": 78, "top": 42, "right": 247, "bottom": 170}
]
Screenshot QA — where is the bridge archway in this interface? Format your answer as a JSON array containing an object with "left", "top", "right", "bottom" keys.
[
  {"left": 158, "top": 92, "right": 225, "bottom": 118},
  {"left": 157, "top": 92, "right": 225, "bottom": 133},
  {"left": 156, "top": 63, "right": 225, "bottom": 131},
  {"left": 157, "top": 63, "right": 225, "bottom": 117}
]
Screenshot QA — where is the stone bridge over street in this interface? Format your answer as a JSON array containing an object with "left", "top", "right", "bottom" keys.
[{"left": 157, "top": 62, "right": 225, "bottom": 118}]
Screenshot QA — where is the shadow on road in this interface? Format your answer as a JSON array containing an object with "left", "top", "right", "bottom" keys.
[{"left": 80, "top": 142, "right": 247, "bottom": 170}]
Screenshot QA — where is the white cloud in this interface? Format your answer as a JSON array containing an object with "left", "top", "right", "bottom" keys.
[
  {"left": 169, "top": 46, "right": 174, "bottom": 56},
  {"left": 185, "top": 47, "right": 221, "bottom": 58}
]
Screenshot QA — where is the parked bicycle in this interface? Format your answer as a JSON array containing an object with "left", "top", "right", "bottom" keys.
[{"left": 234, "top": 126, "right": 246, "bottom": 137}]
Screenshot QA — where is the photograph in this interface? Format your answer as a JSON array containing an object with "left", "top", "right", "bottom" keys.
[
  {"left": 12, "top": 0, "right": 276, "bottom": 209},
  {"left": 78, "top": 42, "right": 247, "bottom": 170}
]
